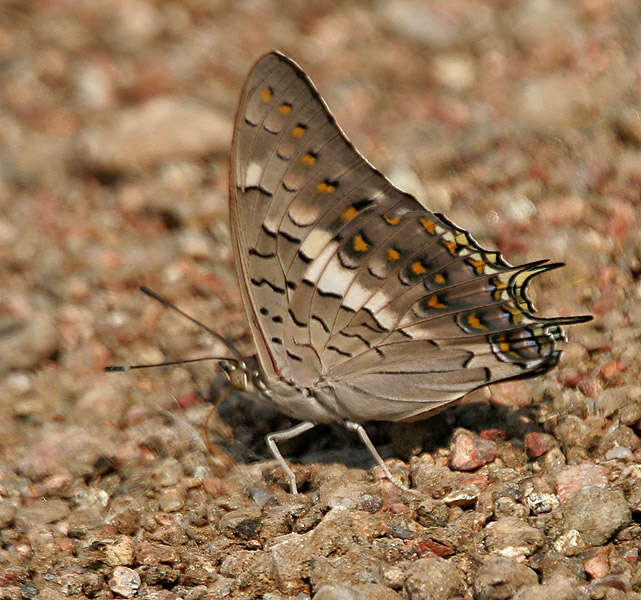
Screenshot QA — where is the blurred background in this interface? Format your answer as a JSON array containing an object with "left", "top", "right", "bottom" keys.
[{"left": 1, "top": 0, "right": 640, "bottom": 595}]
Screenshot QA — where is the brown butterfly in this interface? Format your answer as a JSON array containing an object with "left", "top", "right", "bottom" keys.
[
  {"left": 222, "top": 51, "right": 590, "bottom": 492},
  {"left": 110, "top": 52, "right": 591, "bottom": 493}
]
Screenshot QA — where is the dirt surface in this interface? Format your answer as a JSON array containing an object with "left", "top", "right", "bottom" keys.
[{"left": 1, "top": 1, "right": 641, "bottom": 599}]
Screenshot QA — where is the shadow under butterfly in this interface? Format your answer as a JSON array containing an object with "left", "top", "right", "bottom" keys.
[{"left": 109, "top": 51, "right": 592, "bottom": 494}]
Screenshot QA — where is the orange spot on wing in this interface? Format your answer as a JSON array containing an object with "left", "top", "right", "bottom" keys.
[
  {"left": 491, "top": 277, "right": 506, "bottom": 290},
  {"left": 490, "top": 277, "right": 506, "bottom": 300},
  {"left": 292, "top": 125, "right": 306, "bottom": 137},
  {"left": 495, "top": 334, "right": 510, "bottom": 352},
  {"left": 467, "top": 313, "right": 488, "bottom": 330},
  {"left": 385, "top": 215, "right": 401, "bottom": 225},
  {"left": 301, "top": 153, "right": 316, "bottom": 166},
  {"left": 260, "top": 88, "right": 272, "bottom": 103},
  {"left": 442, "top": 239, "right": 458, "bottom": 255},
  {"left": 341, "top": 206, "right": 358, "bottom": 222},
  {"left": 466, "top": 257, "right": 485, "bottom": 274},
  {"left": 316, "top": 182, "right": 336, "bottom": 193},
  {"left": 427, "top": 294, "right": 447, "bottom": 309},
  {"left": 434, "top": 273, "right": 446, "bottom": 284},
  {"left": 353, "top": 234, "right": 369, "bottom": 253},
  {"left": 420, "top": 217, "right": 436, "bottom": 234},
  {"left": 387, "top": 248, "right": 400, "bottom": 261},
  {"left": 279, "top": 103, "right": 292, "bottom": 114},
  {"left": 411, "top": 261, "right": 427, "bottom": 275}
]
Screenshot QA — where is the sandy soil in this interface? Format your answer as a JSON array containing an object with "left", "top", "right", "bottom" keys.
[{"left": 1, "top": 1, "right": 640, "bottom": 599}]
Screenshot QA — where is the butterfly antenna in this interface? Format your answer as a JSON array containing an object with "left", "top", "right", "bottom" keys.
[
  {"left": 105, "top": 286, "right": 245, "bottom": 373},
  {"left": 105, "top": 356, "right": 235, "bottom": 372},
  {"left": 140, "top": 286, "right": 245, "bottom": 361}
]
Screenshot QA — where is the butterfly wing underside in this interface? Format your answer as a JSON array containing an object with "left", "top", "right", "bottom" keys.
[{"left": 229, "top": 51, "right": 590, "bottom": 422}]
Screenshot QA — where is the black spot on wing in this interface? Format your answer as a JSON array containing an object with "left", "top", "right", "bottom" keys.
[
  {"left": 338, "top": 330, "right": 371, "bottom": 347},
  {"left": 353, "top": 198, "right": 375, "bottom": 211},
  {"left": 289, "top": 309, "right": 306, "bottom": 327},
  {"left": 327, "top": 345, "right": 352, "bottom": 357},
  {"left": 367, "top": 266, "right": 386, "bottom": 280},
  {"left": 362, "top": 307, "right": 389, "bottom": 332},
  {"left": 461, "top": 350, "right": 476, "bottom": 368},
  {"left": 261, "top": 224, "right": 277, "bottom": 238},
  {"left": 251, "top": 278, "right": 285, "bottom": 294},
  {"left": 317, "top": 288, "right": 342, "bottom": 300},
  {"left": 339, "top": 304, "right": 356, "bottom": 314},
  {"left": 244, "top": 185, "right": 274, "bottom": 197},
  {"left": 249, "top": 248, "right": 276, "bottom": 259},
  {"left": 279, "top": 230, "right": 301, "bottom": 244},
  {"left": 362, "top": 322, "right": 386, "bottom": 334},
  {"left": 311, "top": 314, "right": 329, "bottom": 333}
]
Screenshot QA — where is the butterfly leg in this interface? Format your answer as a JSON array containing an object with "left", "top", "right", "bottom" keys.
[
  {"left": 266, "top": 421, "right": 316, "bottom": 494},
  {"left": 344, "top": 422, "right": 409, "bottom": 492}
]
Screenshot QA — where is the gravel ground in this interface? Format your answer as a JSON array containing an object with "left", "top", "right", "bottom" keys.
[{"left": 1, "top": 1, "right": 640, "bottom": 599}]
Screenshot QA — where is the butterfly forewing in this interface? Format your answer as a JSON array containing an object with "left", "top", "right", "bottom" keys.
[{"left": 230, "top": 51, "right": 590, "bottom": 420}]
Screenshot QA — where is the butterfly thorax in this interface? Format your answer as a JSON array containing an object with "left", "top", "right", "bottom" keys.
[{"left": 219, "top": 356, "right": 340, "bottom": 424}]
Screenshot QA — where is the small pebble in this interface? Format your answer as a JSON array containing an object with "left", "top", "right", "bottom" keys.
[
  {"left": 449, "top": 429, "right": 498, "bottom": 471},
  {"left": 158, "top": 487, "right": 186, "bottom": 512},
  {"left": 109, "top": 566, "right": 141, "bottom": 598},
  {"left": 561, "top": 486, "right": 631, "bottom": 546}
]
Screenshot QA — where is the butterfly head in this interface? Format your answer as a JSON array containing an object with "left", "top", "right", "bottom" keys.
[
  {"left": 219, "top": 355, "right": 268, "bottom": 395},
  {"left": 219, "top": 359, "right": 250, "bottom": 392}
]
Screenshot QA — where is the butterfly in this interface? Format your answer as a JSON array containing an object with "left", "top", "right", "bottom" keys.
[
  {"left": 219, "top": 51, "right": 593, "bottom": 492},
  {"left": 111, "top": 51, "right": 590, "bottom": 494}
]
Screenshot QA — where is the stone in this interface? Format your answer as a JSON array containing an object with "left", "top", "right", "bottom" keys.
[
  {"left": 524, "top": 432, "right": 556, "bottom": 458},
  {"left": 105, "top": 536, "right": 135, "bottom": 567},
  {"left": 520, "top": 477, "right": 559, "bottom": 515},
  {"left": 449, "top": 429, "right": 498, "bottom": 471},
  {"left": 158, "top": 487, "right": 186, "bottom": 512},
  {"left": 404, "top": 557, "right": 467, "bottom": 600},
  {"left": 513, "top": 575, "right": 584, "bottom": 600},
  {"left": 555, "top": 464, "right": 608, "bottom": 504},
  {"left": 474, "top": 557, "right": 538, "bottom": 600},
  {"left": 479, "top": 517, "right": 545, "bottom": 560},
  {"left": 108, "top": 566, "right": 140, "bottom": 598},
  {"left": 561, "top": 486, "right": 631, "bottom": 546},
  {"left": 0, "top": 501, "right": 17, "bottom": 529}
]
